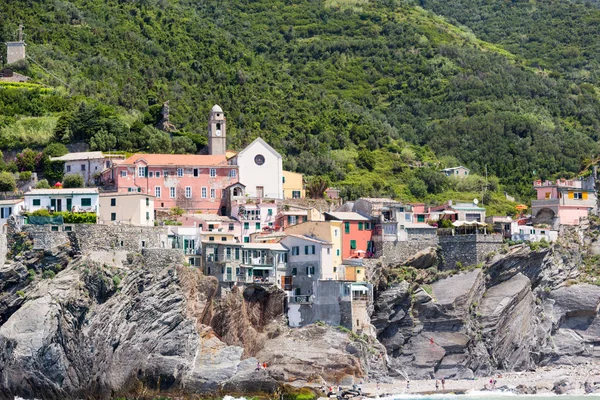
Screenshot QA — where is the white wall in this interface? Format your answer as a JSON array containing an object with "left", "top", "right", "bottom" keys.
[
  {"left": 65, "top": 158, "right": 109, "bottom": 186},
  {"left": 237, "top": 140, "right": 283, "bottom": 199},
  {"left": 25, "top": 193, "right": 99, "bottom": 213}
]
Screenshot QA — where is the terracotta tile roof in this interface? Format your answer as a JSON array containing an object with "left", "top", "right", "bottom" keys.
[{"left": 120, "top": 153, "right": 230, "bottom": 167}]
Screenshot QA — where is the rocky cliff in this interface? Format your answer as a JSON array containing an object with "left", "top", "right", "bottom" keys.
[
  {"left": 372, "top": 222, "right": 600, "bottom": 379},
  {"left": 0, "top": 230, "right": 383, "bottom": 399}
]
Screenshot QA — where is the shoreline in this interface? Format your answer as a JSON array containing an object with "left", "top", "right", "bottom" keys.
[{"left": 355, "top": 364, "right": 600, "bottom": 397}]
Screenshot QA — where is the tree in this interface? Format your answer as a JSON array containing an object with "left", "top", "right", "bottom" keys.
[
  {"left": 408, "top": 178, "right": 427, "bottom": 198},
  {"left": 146, "top": 128, "right": 172, "bottom": 153},
  {"left": 35, "top": 179, "right": 51, "bottom": 189},
  {"left": 62, "top": 173, "right": 84, "bottom": 188},
  {"left": 357, "top": 150, "right": 376, "bottom": 171},
  {"left": 306, "top": 176, "right": 330, "bottom": 199},
  {"left": 41, "top": 143, "right": 68, "bottom": 184},
  {"left": 43, "top": 143, "right": 68, "bottom": 158},
  {"left": 0, "top": 172, "right": 16, "bottom": 192},
  {"left": 415, "top": 168, "right": 449, "bottom": 194},
  {"left": 16, "top": 149, "right": 41, "bottom": 172},
  {"left": 172, "top": 136, "right": 197, "bottom": 154},
  {"left": 90, "top": 129, "right": 117, "bottom": 151}
]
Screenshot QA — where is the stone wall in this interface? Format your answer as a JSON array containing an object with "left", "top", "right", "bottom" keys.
[
  {"left": 439, "top": 234, "right": 503, "bottom": 270},
  {"left": 141, "top": 248, "right": 185, "bottom": 269},
  {"left": 376, "top": 229, "right": 439, "bottom": 266},
  {"left": 0, "top": 231, "right": 6, "bottom": 266},
  {"left": 23, "top": 224, "right": 170, "bottom": 253}
]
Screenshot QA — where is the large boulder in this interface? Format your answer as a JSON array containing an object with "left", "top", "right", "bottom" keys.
[{"left": 404, "top": 247, "right": 438, "bottom": 269}]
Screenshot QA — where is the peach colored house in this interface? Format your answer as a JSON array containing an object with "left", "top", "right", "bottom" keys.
[
  {"left": 102, "top": 154, "right": 239, "bottom": 213},
  {"left": 179, "top": 213, "right": 242, "bottom": 242},
  {"left": 532, "top": 177, "right": 597, "bottom": 226}
]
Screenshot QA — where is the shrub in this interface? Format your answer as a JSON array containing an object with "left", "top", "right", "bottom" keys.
[
  {"left": 62, "top": 173, "right": 84, "bottom": 188},
  {"left": 16, "top": 290, "right": 25, "bottom": 298},
  {"left": 112, "top": 275, "right": 121, "bottom": 287},
  {"left": 18, "top": 171, "right": 32, "bottom": 181},
  {"left": 0, "top": 172, "right": 16, "bottom": 192},
  {"left": 42, "top": 270, "right": 56, "bottom": 279},
  {"left": 16, "top": 148, "right": 42, "bottom": 172},
  {"left": 35, "top": 179, "right": 51, "bottom": 189}
]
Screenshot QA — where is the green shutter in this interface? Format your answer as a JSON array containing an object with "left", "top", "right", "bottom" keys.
[
  {"left": 358, "top": 222, "right": 363, "bottom": 231},
  {"left": 350, "top": 240, "right": 356, "bottom": 249},
  {"left": 344, "top": 222, "right": 350, "bottom": 234}
]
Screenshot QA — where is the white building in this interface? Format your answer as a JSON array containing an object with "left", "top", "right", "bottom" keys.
[
  {"left": 511, "top": 223, "right": 558, "bottom": 243},
  {"left": 50, "top": 152, "right": 125, "bottom": 186},
  {"left": 98, "top": 192, "right": 154, "bottom": 227},
  {"left": 232, "top": 138, "right": 283, "bottom": 199},
  {"left": 0, "top": 199, "right": 24, "bottom": 227},
  {"left": 231, "top": 201, "right": 278, "bottom": 243},
  {"left": 24, "top": 188, "right": 99, "bottom": 214}
]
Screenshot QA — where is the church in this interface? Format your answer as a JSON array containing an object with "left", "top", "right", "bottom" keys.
[{"left": 207, "top": 105, "right": 283, "bottom": 200}]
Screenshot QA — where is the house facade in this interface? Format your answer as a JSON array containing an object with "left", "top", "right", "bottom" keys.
[
  {"left": 179, "top": 213, "right": 241, "bottom": 241},
  {"left": 283, "top": 220, "right": 343, "bottom": 279},
  {"left": 532, "top": 177, "right": 597, "bottom": 226},
  {"left": 102, "top": 153, "right": 239, "bottom": 213},
  {"left": 0, "top": 199, "right": 24, "bottom": 227},
  {"left": 231, "top": 201, "right": 279, "bottom": 243},
  {"left": 202, "top": 242, "right": 288, "bottom": 292},
  {"left": 24, "top": 188, "right": 99, "bottom": 214},
  {"left": 324, "top": 212, "right": 374, "bottom": 259},
  {"left": 430, "top": 200, "right": 486, "bottom": 223},
  {"left": 282, "top": 171, "right": 305, "bottom": 199},
  {"left": 275, "top": 205, "right": 323, "bottom": 230},
  {"left": 231, "top": 138, "right": 283, "bottom": 199},
  {"left": 98, "top": 193, "right": 154, "bottom": 227},
  {"left": 442, "top": 166, "right": 470, "bottom": 178},
  {"left": 51, "top": 152, "right": 125, "bottom": 186}
]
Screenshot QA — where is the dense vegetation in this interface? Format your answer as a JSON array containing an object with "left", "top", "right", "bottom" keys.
[{"left": 1, "top": 0, "right": 600, "bottom": 205}]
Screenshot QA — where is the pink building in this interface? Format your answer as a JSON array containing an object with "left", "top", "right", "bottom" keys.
[
  {"left": 102, "top": 154, "right": 239, "bottom": 213},
  {"left": 179, "top": 213, "right": 242, "bottom": 241},
  {"left": 532, "top": 178, "right": 597, "bottom": 226}
]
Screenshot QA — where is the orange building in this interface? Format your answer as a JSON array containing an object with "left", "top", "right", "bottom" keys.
[
  {"left": 102, "top": 153, "right": 239, "bottom": 213},
  {"left": 324, "top": 212, "right": 374, "bottom": 259}
]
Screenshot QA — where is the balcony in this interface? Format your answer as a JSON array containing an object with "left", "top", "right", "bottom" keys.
[
  {"left": 288, "top": 295, "right": 312, "bottom": 304},
  {"left": 242, "top": 257, "right": 274, "bottom": 266},
  {"left": 184, "top": 248, "right": 201, "bottom": 255}
]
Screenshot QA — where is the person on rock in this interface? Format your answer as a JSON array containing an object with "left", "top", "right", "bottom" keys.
[{"left": 435, "top": 380, "right": 440, "bottom": 391}]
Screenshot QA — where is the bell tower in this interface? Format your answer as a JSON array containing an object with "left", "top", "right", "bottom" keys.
[{"left": 208, "top": 104, "right": 226, "bottom": 155}]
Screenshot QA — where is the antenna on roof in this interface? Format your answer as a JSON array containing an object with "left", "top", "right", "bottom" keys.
[{"left": 18, "top": 24, "right": 24, "bottom": 42}]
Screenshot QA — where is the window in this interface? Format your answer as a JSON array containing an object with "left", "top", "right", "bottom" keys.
[
  {"left": 210, "top": 168, "right": 216, "bottom": 177},
  {"left": 350, "top": 240, "right": 357, "bottom": 249},
  {"left": 155, "top": 187, "right": 161, "bottom": 198},
  {"left": 145, "top": 197, "right": 149, "bottom": 206},
  {"left": 229, "top": 169, "right": 237, "bottom": 178},
  {"left": 110, "top": 198, "right": 116, "bottom": 206},
  {"left": 365, "top": 222, "right": 371, "bottom": 230},
  {"left": 111, "top": 213, "right": 116, "bottom": 221},
  {"left": 282, "top": 176, "right": 286, "bottom": 183},
  {"left": 306, "top": 266, "right": 315, "bottom": 275},
  {"left": 327, "top": 248, "right": 331, "bottom": 255},
  {"left": 120, "top": 170, "right": 127, "bottom": 177},
  {"left": 81, "top": 164, "right": 86, "bottom": 171},
  {"left": 141, "top": 241, "right": 146, "bottom": 248},
  {"left": 185, "top": 186, "right": 192, "bottom": 198},
  {"left": 244, "top": 222, "right": 250, "bottom": 229},
  {"left": 201, "top": 187, "right": 207, "bottom": 198},
  {"left": 417, "top": 215, "right": 425, "bottom": 223},
  {"left": 193, "top": 168, "right": 199, "bottom": 177},
  {"left": 32, "top": 199, "right": 41, "bottom": 206},
  {"left": 345, "top": 222, "right": 350, "bottom": 234},
  {"left": 209, "top": 237, "right": 215, "bottom": 241},
  {"left": 148, "top": 171, "right": 154, "bottom": 178},
  {"left": 226, "top": 247, "right": 232, "bottom": 259},
  {"left": 146, "top": 212, "right": 150, "bottom": 220},
  {"left": 337, "top": 249, "right": 340, "bottom": 256},
  {"left": 210, "top": 188, "right": 216, "bottom": 198},
  {"left": 311, "top": 245, "right": 316, "bottom": 254},
  {"left": 138, "top": 166, "right": 145, "bottom": 177},
  {"left": 305, "top": 245, "right": 309, "bottom": 255},
  {"left": 51, "top": 226, "right": 59, "bottom": 231},
  {"left": 292, "top": 268, "right": 297, "bottom": 275},
  {"left": 221, "top": 236, "right": 227, "bottom": 241},
  {"left": 163, "top": 170, "right": 169, "bottom": 177},
  {"left": 334, "top": 229, "right": 338, "bottom": 237},
  {"left": 405, "top": 214, "right": 411, "bottom": 222},
  {"left": 292, "top": 190, "right": 301, "bottom": 199},
  {"left": 155, "top": 171, "right": 161, "bottom": 178},
  {"left": 358, "top": 222, "right": 363, "bottom": 231},
  {"left": 288, "top": 215, "right": 297, "bottom": 225},
  {"left": 244, "top": 236, "right": 249, "bottom": 243},
  {"left": 292, "top": 246, "right": 299, "bottom": 256},
  {"left": 66, "top": 165, "right": 71, "bottom": 172},
  {"left": 268, "top": 209, "right": 273, "bottom": 216},
  {"left": 235, "top": 248, "right": 240, "bottom": 260},
  {"left": 574, "top": 192, "right": 583, "bottom": 199},
  {"left": 229, "top": 223, "right": 234, "bottom": 231},
  {"left": 177, "top": 168, "right": 183, "bottom": 177},
  {"left": 81, "top": 198, "right": 92, "bottom": 207},
  {"left": 170, "top": 187, "right": 176, "bottom": 198},
  {"left": 255, "top": 222, "right": 260, "bottom": 230}
]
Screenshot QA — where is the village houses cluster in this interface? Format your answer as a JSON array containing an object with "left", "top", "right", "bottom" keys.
[{"left": 2, "top": 105, "right": 597, "bottom": 332}]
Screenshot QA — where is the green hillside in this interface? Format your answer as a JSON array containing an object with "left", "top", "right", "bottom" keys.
[{"left": 1, "top": 0, "right": 599, "bottom": 202}]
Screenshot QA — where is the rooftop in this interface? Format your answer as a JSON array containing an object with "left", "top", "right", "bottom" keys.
[
  {"left": 120, "top": 153, "right": 230, "bottom": 167},
  {"left": 325, "top": 211, "right": 370, "bottom": 221},
  {"left": 182, "top": 213, "right": 236, "bottom": 222},
  {"left": 100, "top": 192, "right": 154, "bottom": 198},
  {"left": 25, "top": 188, "right": 99, "bottom": 196},
  {"left": 442, "top": 166, "right": 470, "bottom": 172},
  {"left": 285, "top": 234, "right": 332, "bottom": 245},
  {"left": 50, "top": 151, "right": 124, "bottom": 162}
]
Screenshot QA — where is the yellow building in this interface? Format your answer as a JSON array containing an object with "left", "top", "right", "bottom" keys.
[
  {"left": 344, "top": 264, "right": 367, "bottom": 282},
  {"left": 284, "top": 220, "right": 343, "bottom": 279},
  {"left": 98, "top": 193, "right": 154, "bottom": 226},
  {"left": 282, "top": 171, "right": 305, "bottom": 199}
]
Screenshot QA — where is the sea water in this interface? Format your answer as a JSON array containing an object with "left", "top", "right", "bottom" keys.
[{"left": 375, "top": 394, "right": 600, "bottom": 400}]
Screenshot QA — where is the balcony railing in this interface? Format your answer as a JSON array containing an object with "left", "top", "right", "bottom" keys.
[{"left": 288, "top": 295, "right": 312, "bottom": 304}]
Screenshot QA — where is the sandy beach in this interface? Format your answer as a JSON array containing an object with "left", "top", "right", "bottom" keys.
[{"left": 354, "top": 365, "right": 600, "bottom": 397}]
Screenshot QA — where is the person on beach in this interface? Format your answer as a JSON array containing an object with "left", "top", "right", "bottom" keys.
[
  {"left": 358, "top": 382, "right": 363, "bottom": 394},
  {"left": 406, "top": 380, "right": 410, "bottom": 391},
  {"left": 255, "top": 362, "right": 261, "bottom": 371},
  {"left": 435, "top": 380, "right": 440, "bottom": 391},
  {"left": 441, "top": 378, "right": 445, "bottom": 390}
]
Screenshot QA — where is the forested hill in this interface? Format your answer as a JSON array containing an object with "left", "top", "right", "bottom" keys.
[{"left": 1, "top": 0, "right": 600, "bottom": 198}]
